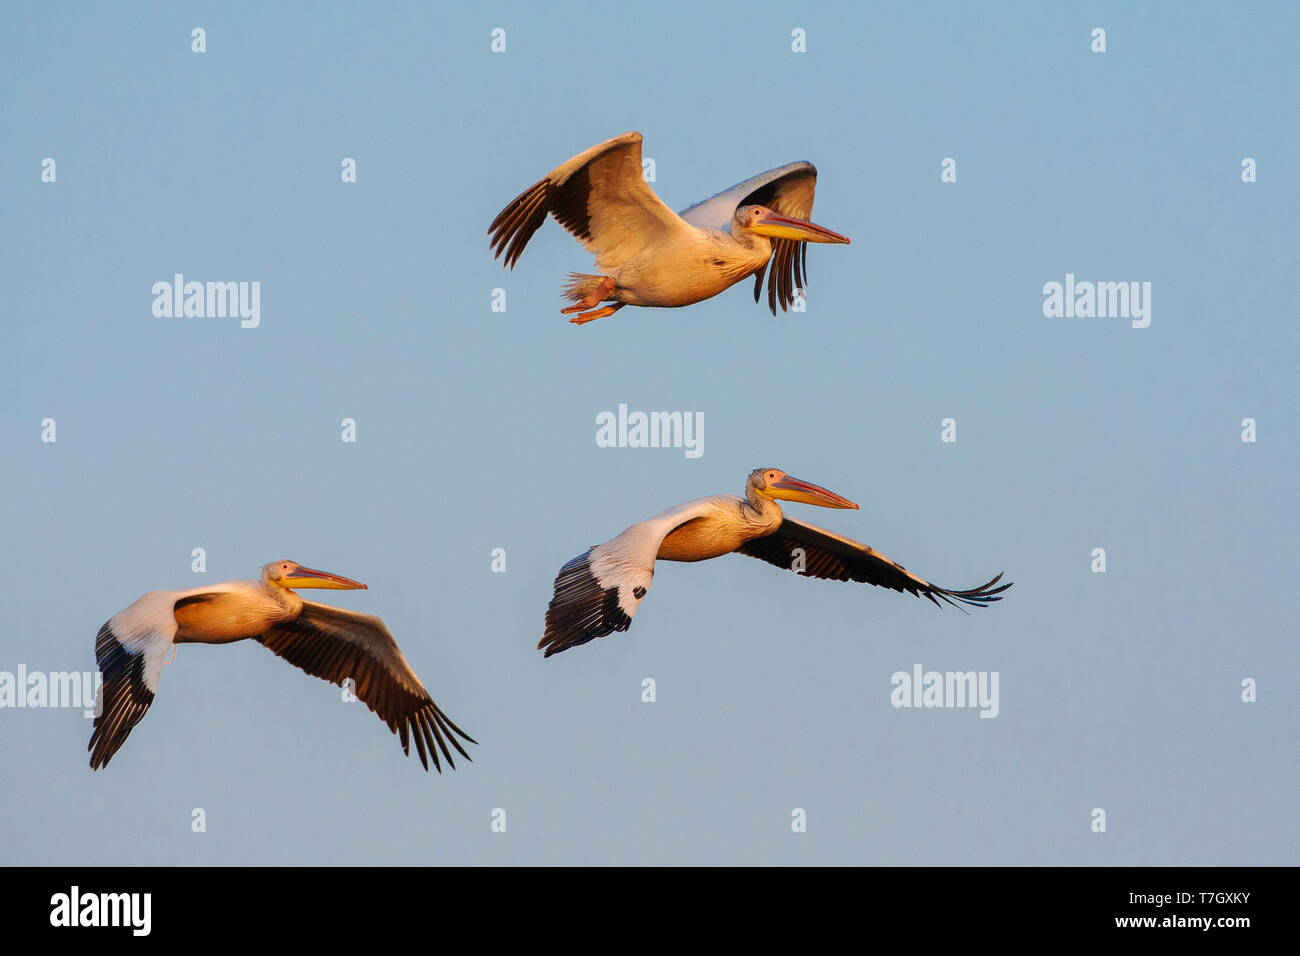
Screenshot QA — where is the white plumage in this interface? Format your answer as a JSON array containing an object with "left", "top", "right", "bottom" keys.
[
  {"left": 541, "top": 468, "right": 1012, "bottom": 657},
  {"left": 490, "top": 131, "right": 850, "bottom": 324},
  {"left": 88, "top": 561, "right": 474, "bottom": 772}
]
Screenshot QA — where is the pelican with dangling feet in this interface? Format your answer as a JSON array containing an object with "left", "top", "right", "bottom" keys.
[
  {"left": 541, "top": 469, "right": 1011, "bottom": 656},
  {"left": 89, "top": 560, "right": 475, "bottom": 772},
  {"left": 489, "top": 131, "right": 851, "bottom": 324}
]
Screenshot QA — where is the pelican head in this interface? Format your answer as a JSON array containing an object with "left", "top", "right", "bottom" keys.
[
  {"left": 261, "top": 560, "right": 368, "bottom": 591},
  {"left": 735, "top": 205, "right": 850, "bottom": 245},
  {"left": 748, "top": 468, "right": 859, "bottom": 509}
]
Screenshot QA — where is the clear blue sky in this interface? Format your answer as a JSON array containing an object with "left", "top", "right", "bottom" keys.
[{"left": 2, "top": 1, "right": 1296, "bottom": 865}]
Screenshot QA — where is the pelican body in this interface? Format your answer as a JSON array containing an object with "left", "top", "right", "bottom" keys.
[
  {"left": 541, "top": 469, "right": 1011, "bottom": 656},
  {"left": 489, "top": 132, "right": 850, "bottom": 324},
  {"left": 89, "top": 560, "right": 474, "bottom": 772}
]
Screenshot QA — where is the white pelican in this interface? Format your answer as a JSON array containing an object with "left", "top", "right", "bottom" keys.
[
  {"left": 89, "top": 560, "right": 475, "bottom": 772},
  {"left": 541, "top": 469, "right": 1011, "bottom": 656},
  {"left": 489, "top": 131, "right": 851, "bottom": 324}
]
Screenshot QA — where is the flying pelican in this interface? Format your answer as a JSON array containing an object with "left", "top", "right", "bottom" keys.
[
  {"left": 89, "top": 560, "right": 475, "bottom": 772},
  {"left": 541, "top": 469, "right": 1011, "bottom": 656},
  {"left": 489, "top": 131, "right": 851, "bottom": 324}
]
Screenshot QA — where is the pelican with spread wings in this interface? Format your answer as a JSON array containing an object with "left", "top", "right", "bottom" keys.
[
  {"left": 541, "top": 469, "right": 1011, "bottom": 656},
  {"left": 489, "top": 131, "right": 850, "bottom": 324},
  {"left": 88, "top": 560, "right": 475, "bottom": 772}
]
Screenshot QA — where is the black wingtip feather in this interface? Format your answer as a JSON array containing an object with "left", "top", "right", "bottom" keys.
[
  {"left": 540, "top": 549, "right": 633, "bottom": 657},
  {"left": 930, "top": 573, "right": 1012, "bottom": 610},
  {"left": 88, "top": 622, "right": 157, "bottom": 771},
  {"left": 764, "top": 239, "right": 810, "bottom": 314},
  {"left": 489, "top": 179, "right": 554, "bottom": 270}
]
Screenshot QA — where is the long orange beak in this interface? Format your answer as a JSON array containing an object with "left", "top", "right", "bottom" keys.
[
  {"left": 768, "top": 476, "right": 859, "bottom": 509},
  {"left": 752, "top": 213, "right": 851, "bottom": 244},
  {"left": 281, "top": 565, "right": 368, "bottom": 590}
]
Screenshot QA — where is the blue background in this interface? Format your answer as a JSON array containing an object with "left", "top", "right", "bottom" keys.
[{"left": 2, "top": 2, "right": 1295, "bottom": 864}]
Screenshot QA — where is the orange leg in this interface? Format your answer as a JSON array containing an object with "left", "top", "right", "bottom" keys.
[
  {"left": 560, "top": 276, "right": 617, "bottom": 314},
  {"left": 568, "top": 303, "right": 625, "bottom": 325}
]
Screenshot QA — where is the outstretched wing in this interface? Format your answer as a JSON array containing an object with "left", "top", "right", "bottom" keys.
[
  {"left": 737, "top": 517, "right": 1012, "bottom": 610},
  {"left": 257, "top": 602, "right": 475, "bottom": 772},
  {"left": 541, "top": 497, "right": 725, "bottom": 657},
  {"left": 489, "top": 130, "right": 693, "bottom": 272},
  {"left": 680, "top": 161, "right": 819, "bottom": 314},
  {"left": 89, "top": 590, "right": 180, "bottom": 770}
]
